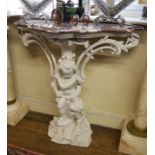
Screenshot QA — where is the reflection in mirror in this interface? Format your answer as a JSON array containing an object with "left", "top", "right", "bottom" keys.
[
  {"left": 7, "top": 0, "right": 91, "bottom": 18},
  {"left": 20, "top": 0, "right": 55, "bottom": 16},
  {"left": 8, "top": 0, "right": 142, "bottom": 25},
  {"left": 7, "top": 0, "right": 56, "bottom": 17}
]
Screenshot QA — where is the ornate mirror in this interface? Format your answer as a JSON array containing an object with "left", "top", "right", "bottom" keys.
[{"left": 20, "top": 0, "right": 54, "bottom": 14}]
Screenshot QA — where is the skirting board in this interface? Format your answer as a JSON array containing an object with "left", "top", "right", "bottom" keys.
[{"left": 18, "top": 96, "right": 126, "bottom": 129}]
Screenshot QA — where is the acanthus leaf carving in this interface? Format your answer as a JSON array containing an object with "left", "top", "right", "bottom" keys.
[
  {"left": 20, "top": 32, "right": 56, "bottom": 74},
  {"left": 77, "top": 33, "right": 140, "bottom": 81}
]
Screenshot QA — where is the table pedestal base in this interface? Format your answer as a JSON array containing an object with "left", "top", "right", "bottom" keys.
[{"left": 48, "top": 116, "right": 92, "bottom": 147}]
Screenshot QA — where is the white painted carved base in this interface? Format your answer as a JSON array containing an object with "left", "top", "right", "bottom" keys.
[{"left": 20, "top": 32, "right": 139, "bottom": 147}]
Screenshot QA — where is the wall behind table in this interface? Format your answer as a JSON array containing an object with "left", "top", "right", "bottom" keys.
[{"left": 8, "top": 19, "right": 147, "bottom": 129}]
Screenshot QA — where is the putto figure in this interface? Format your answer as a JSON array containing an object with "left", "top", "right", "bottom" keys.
[{"left": 48, "top": 53, "right": 92, "bottom": 147}]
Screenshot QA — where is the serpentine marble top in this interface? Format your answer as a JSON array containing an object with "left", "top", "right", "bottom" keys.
[{"left": 15, "top": 19, "right": 143, "bottom": 39}]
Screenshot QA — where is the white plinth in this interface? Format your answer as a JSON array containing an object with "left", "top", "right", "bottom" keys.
[
  {"left": 119, "top": 119, "right": 147, "bottom": 155},
  {"left": 7, "top": 102, "right": 29, "bottom": 126}
]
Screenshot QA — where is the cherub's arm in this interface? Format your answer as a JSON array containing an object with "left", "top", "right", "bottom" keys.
[{"left": 51, "top": 78, "right": 62, "bottom": 97}]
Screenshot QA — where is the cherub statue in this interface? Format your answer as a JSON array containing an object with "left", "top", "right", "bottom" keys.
[
  {"left": 49, "top": 52, "right": 92, "bottom": 146},
  {"left": 51, "top": 53, "right": 84, "bottom": 126}
]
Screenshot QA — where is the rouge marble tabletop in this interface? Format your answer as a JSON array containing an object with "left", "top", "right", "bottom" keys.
[{"left": 15, "top": 19, "right": 143, "bottom": 39}]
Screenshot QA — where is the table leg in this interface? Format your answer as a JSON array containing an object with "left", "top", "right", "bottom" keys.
[
  {"left": 20, "top": 32, "right": 140, "bottom": 147},
  {"left": 48, "top": 40, "right": 92, "bottom": 147}
]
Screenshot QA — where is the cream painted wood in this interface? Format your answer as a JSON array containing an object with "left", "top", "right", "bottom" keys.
[
  {"left": 134, "top": 67, "right": 147, "bottom": 130},
  {"left": 7, "top": 46, "right": 29, "bottom": 126},
  {"left": 19, "top": 29, "right": 139, "bottom": 147}
]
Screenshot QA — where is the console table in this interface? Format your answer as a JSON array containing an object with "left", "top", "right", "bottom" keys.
[{"left": 15, "top": 19, "right": 141, "bottom": 147}]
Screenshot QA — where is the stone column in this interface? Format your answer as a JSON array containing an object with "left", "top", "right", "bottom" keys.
[
  {"left": 7, "top": 50, "right": 29, "bottom": 126},
  {"left": 119, "top": 65, "right": 147, "bottom": 155},
  {"left": 133, "top": 69, "right": 147, "bottom": 131}
]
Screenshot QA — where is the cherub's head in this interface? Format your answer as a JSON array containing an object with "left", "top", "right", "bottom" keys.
[{"left": 58, "top": 54, "right": 76, "bottom": 78}]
